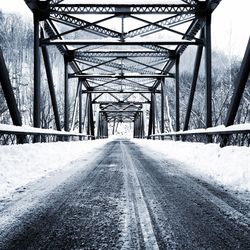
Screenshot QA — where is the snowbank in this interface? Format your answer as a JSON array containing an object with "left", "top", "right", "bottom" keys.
[
  {"left": 0, "top": 140, "right": 109, "bottom": 198},
  {"left": 133, "top": 139, "right": 250, "bottom": 192}
]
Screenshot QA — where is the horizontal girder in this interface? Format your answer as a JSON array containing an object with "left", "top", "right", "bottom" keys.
[
  {"left": 50, "top": 13, "right": 121, "bottom": 38},
  {"left": 75, "top": 51, "right": 171, "bottom": 58},
  {"left": 83, "top": 90, "right": 160, "bottom": 94},
  {"left": 70, "top": 74, "right": 173, "bottom": 79},
  {"left": 50, "top": 4, "right": 197, "bottom": 15},
  {"left": 42, "top": 40, "right": 202, "bottom": 46}
]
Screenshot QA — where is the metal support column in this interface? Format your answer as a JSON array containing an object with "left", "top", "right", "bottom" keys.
[
  {"left": 33, "top": 13, "right": 41, "bottom": 142},
  {"left": 152, "top": 93, "right": 156, "bottom": 139},
  {"left": 161, "top": 79, "right": 165, "bottom": 139},
  {"left": 41, "top": 40, "right": 61, "bottom": 131},
  {"left": 133, "top": 118, "right": 136, "bottom": 138},
  {"left": 147, "top": 95, "right": 153, "bottom": 139},
  {"left": 205, "top": 13, "right": 212, "bottom": 129},
  {"left": 64, "top": 56, "right": 69, "bottom": 132},
  {"left": 88, "top": 93, "right": 95, "bottom": 139},
  {"left": 79, "top": 81, "right": 83, "bottom": 136},
  {"left": 221, "top": 37, "right": 250, "bottom": 147},
  {"left": 0, "top": 48, "right": 22, "bottom": 127},
  {"left": 175, "top": 54, "right": 180, "bottom": 134},
  {"left": 183, "top": 30, "right": 204, "bottom": 131}
]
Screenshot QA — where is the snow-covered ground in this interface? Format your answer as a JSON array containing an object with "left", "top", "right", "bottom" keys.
[
  {"left": 0, "top": 139, "right": 109, "bottom": 199},
  {"left": 133, "top": 139, "right": 250, "bottom": 192},
  {"left": 1, "top": 137, "right": 249, "bottom": 200}
]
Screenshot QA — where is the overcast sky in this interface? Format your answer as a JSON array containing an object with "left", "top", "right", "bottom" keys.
[{"left": 0, "top": 0, "right": 249, "bottom": 57}]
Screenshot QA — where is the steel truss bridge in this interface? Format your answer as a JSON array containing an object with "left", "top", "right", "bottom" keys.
[{"left": 0, "top": 0, "right": 249, "bottom": 147}]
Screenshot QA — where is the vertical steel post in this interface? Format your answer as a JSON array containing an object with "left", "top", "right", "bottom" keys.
[
  {"left": 79, "top": 81, "right": 83, "bottom": 136},
  {"left": 33, "top": 14, "right": 41, "bottom": 142},
  {"left": 133, "top": 117, "right": 136, "bottom": 138},
  {"left": 205, "top": 13, "right": 212, "bottom": 129},
  {"left": 64, "top": 56, "right": 69, "bottom": 132},
  {"left": 152, "top": 93, "right": 156, "bottom": 139},
  {"left": 88, "top": 93, "right": 95, "bottom": 139},
  {"left": 86, "top": 94, "right": 90, "bottom": 136},
  {"left": 141, "top": 111, "right": 145, "bottom": 138},
  {"left": 104, "top": 115, "right": 108, "bottom": 138},
  {"left": 0, "top": 48, "right": 22, "bottom": 127},
  {"left": 41, "top": 41, "right": 61, "bottom": 131},
  {"left": 147, "top": 94, "right": 153, "bottom": 138},
  {"left": 224, "top": 37, "right": 250, "bottom": 126},
  {"left": 220, "top": 37, "right": 250, "bottom": 147},
  {"left": 161, "top": 79, "right": 165, "bottom": 139},
  {"left": 175, "top": 54, "right": 180, "bottom": 134},
  {"left": 183, "top": 30, "right": 204, "bottom": 131}
]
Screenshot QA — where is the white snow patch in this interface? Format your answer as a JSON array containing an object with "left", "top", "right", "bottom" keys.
[
  {"left": 0, "top": 140, "right": 109, "bottom": 199},
  {"left": 133, "top": 139, "right": 250, "bottom": 192}
]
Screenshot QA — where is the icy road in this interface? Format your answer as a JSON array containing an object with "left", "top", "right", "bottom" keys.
[{"left": 0, "top": 139, "right": 250, "bottom": 249}]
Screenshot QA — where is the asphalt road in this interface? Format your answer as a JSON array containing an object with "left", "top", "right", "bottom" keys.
[{"left": 0, "top": 139, "right": 250, "bottom": 249}]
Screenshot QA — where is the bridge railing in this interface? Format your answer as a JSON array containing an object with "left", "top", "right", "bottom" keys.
[
  {"left": 0, "top": 124, "right": 94, "bottom": 145},
  {"left": 147, "top": 124, "right": 250, "bottom": 147}
]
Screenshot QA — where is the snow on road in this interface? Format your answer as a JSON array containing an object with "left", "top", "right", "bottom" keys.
[
  {"left": 0, "top": 138, "right": 249, "bottom": 201},
  {"left": 133, "top": 139, "right": 250, "bottom": 192},
  {"left": 0, "top": 139, "right": 109, "bottom": 199}
]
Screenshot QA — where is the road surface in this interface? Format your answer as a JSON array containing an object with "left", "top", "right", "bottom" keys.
[{"left": 0, "top": 139, "right": 250, "bottom": 249}]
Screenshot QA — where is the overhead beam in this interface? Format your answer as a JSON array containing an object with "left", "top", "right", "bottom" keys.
[
  {"left": 75, "top": 51, "right": 170, "bottom": 58},
  {"left": 82, "top": 90, "right": 160, "bottom": 94},
  {"left": 50, "top": 4, "right": 197, "bottom": 15},
  {"left": 70, "top": 74, "right": 173, "bottom": 79},
  {"left": 125, "top": 13, "right": 194, "bottom": 38},
  {"left": 42, "top": 40, "right": 202, "bottom": 46}
]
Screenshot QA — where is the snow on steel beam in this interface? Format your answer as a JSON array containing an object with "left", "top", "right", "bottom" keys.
[
  {"left": 181, "top": 0, "right": 198, "bottom": 5},
  {"left": 125, "top": 14, "right": 194, "bottom": 38},
  {"left": 75, "top": 51, "right": 170, "bottom": 58},
  {"left": 49, "top": 13, "right": 121, "bottom": 38},
  {"left": 50, "top": 4, "right": 197, "bottom": 15},
  {"left": 71, "top": 74, "right": 172, "bottom": 79}
]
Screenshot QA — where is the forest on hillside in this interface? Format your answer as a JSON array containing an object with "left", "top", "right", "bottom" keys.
[{"left": 0, "top": 11, "right": 249, "bottom": 134}]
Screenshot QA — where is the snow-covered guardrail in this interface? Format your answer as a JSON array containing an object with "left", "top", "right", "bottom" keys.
[
  {"left": 0, "top": 124, "right": 94, "bottom": 145},
  {"left": 148, "top": 124, "right": 250, "bottom": 147}
]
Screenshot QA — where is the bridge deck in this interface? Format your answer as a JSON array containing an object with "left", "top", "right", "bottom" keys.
[{"left": 0, "top": 139, "right": 250, "bottom": 249}]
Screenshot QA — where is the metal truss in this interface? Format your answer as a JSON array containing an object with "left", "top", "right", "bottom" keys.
[
  {"left": 74, "top": 57, "right": 155, "bottom": 75},
  {"left": 50, "top": 4, "right": 197, "bottom": 15},
  {"left": 125, "top": 13, "right": 195, "bottom": 38},
  {"left": 50, "top": 13, "right": 121, "bottom": 38},
  {"left": 22, "top": 0, "right": 226, "bottom": 141},
  {"left": 75, "top": 51, "right": 170, "bottom": 58}
]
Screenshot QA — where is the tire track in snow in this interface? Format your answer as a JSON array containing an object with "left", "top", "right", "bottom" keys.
[{"left": 120, "top": 141, "right": 159, "bottom": 250}]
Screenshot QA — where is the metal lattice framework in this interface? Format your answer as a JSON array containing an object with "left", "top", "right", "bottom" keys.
[
  {"left": 0, "top": 0, "right": 248, "bottom": 146},
  {"left": 21, "top": 0, "right": 224, "bottom": 140}
]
